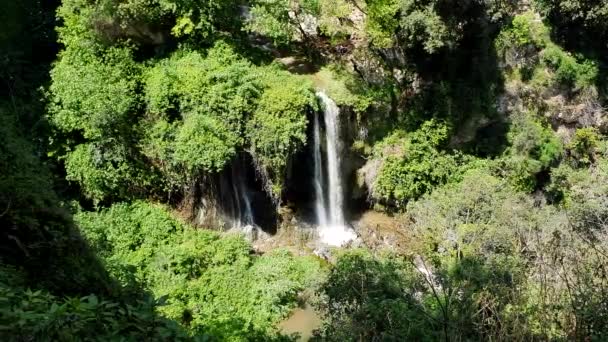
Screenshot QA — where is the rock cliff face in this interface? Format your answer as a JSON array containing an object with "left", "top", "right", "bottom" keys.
[
  {"left": 188, "top": 154, "right": 278, "bottom": 234},
  {"left": 494, "top": 11, "right": 607, "bottom": 140},
  {"left": 498, "top": 67, "right": 607, "bottom": 142}
]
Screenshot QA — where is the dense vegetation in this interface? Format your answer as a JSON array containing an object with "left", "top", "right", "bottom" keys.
[{"left": 2, "top": 0, "right": 608, "bottom": 341}]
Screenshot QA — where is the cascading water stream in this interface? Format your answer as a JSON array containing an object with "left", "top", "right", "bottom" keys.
[
  {"left": 313, "top": 111, "right": 328, "bottom": 228},
  {"left": 231, "top": 160, "right": 255, "bottom": 229},
  {"left": 321, "top": 92, "right": 346, "bottom": 227},
  {"left": 238, "top": 176, "right": 254, "bottom": 227},
  {"left": 230, "top": 164, "right": 243, "bottom": 228},
  {"left": 314, "top": 91, "right": 356, "bottom": 246}
]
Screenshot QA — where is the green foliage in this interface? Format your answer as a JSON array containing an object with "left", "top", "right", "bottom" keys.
[
  {"left": 247, "top": 0, "right": 321, "bottom": 45},
  {"left": 534, "top": 0, "right": 608, "bottom": 41},
  {"left": 142, "top": 44, "right": 315, "bottom": 195},
  {"left": 396, "top": 0, "right": 456, "bottom": 53},
  {"left": 314, "top": 250, "right": 433, "bottom": 341},
  {"left": 247, "top": 69, "right": 315, "bottom": 198},
  {"left": 11, "top": 1, "right": 608, "bottom": 341},
  {"left": 247, "top": 0, "right": 486, "bottom": 54},
  {"left": 350, "top": 168, "right": 607, "bottom": 340},
  {"left": 315, "top": 236, "right": 530, "bottom": 341},
  {"left": 541, "top": 161, "right": 608, "bottom": 338},
  {"left": 174, "top": 115, "right": 239, "bottom": 174},
  {"left": 548, "top": 156, "right": 608, "bottom": 232},
  {"left": 407, "top": 169, "right": 535, "bottom": 258},
  {"left": 364, "top": 0, "right": 481, "bottom": 53},
  {"left": 404, "top": 167, "right": 608, "bottom": 340},
  {"left": 49, "top": 46, "right": 141, "bottom": 139},
  {"left": 142, "top": 45, "right": 259, "bottom": 183},
  {"left": 48, "top": 44, "right": 150, "bottom": 203},
  {"left": 311, "top": 66, "right": 376, "bottom": 113},
  {"left": 541, "top": 44, "right": 598, "bottom": 90},
  {"left": 0, "top": 106, "right": 111, "bottom": 294},
  {"left": 497, "top": 112, "right": 563, "bottom": 192},
  {"left": 50, "top": 34, "right": 316, "bottom": 201},
  {"left": 145, "top": 45, "right": 259, "bottom": 128},
  {"left": 0, "top": 264, "right": 197, "bottom": 341},
  {"left": 373, "top": 120, "right": 469, "bottom": 207},
  {"left": 567, "top": 127, "right": 600, "bottom": 166},
  {"left": 497, "top": 11, "right": 599, "bottom": 91},
  {"left": 76, "top": 202, "right": 324, "bottom": 339},
  {"left": 64, "top": 142, "right": 152, "bottom": 203},
  {"left": 495, "top": 11, "right": 549, "bottom": 51},
  {"left": 364, "top": 0, "right": 401, "bottom": 48},
  {"left": 404, "top": 172, "right": 535, "bottom": 339},
  {"left": 58, "top": 0, "right": 243, "bottom": 46}
]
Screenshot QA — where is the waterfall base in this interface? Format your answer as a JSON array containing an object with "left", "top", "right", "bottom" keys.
[{"left": 318, "top": 224, "right": 357, "bottom": 247}]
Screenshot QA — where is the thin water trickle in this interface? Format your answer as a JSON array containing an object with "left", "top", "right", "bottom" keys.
[
  {"left": 230, "top": 163, "right": 243, "bottom": 228},
  {"left": 231, "top": 160, "right": 255, "bottom": 229},
  {"left": 239, "top": 174, "right": 254, "bottom": 226}
]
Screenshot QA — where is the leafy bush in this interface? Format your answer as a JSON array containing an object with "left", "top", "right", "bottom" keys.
[
  {"left": 403, "top": 170, "right": 556, "bottom": 339},
  {"left": 534, "top": 0, "right": 608, "bottom": 41},
  {"left": 64, "top": 142, "right": 153, "bottom": 203},
  {"left": 142, "top": 44, "right": 316, "bottom": 196},
  {"left": 373, "top": 120, "right": 469, "bottom": 207},
  {"left": 49, "top": 46, "right": 141, "bottom": 140},
  {"left": 51, "top": 37, "right": 316, "bottom": 201},
  {"left": 322, "top": 168, "right": 606, "bottom": 340},
  {"left": 247, "top": 0, "right": 321, "bottom": 45},
  {"left": 0, "top": 264, "right": 197, "bottom": 341},
  {"left": 497, "top": 112, "right": 563, "bottom": 192},
  {"left": 495, "top": 11, "right": 549, "bottom": 51},
  {"left": 76, "top": 202, "right": 325, "bottom": 339},
  {"left": 48, "top": 44, "right": 149, "bottom": 203},
  {"left": 541, "top": 45, "right": 598, "bottom": 90},
  {"left": 566, "top": 127, "right": 601, "bottom": 166},
  {"left": 247, "top": 68, "right": 315, "bottom": 198},
  {"left": 173, "top": 114, "right": 239, "bottom": 174},
  {"left": 496, "top": 11, "right": 599, "bottom": 91},
  {"left": 57, "top": 0, "right": 242, "bottom": 45},
  {"left": 314, "top": 250, "right": 433, "bottom": 341}
]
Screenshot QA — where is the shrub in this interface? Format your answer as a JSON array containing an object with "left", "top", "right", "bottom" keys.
[
  {"left": 0, "top": 264, "right": 196, "bottom": 341},
  {"left": 541, "top": 45, "right": 598, "bottom": 90},
  {"left": 497, "top": 112, "right": 563, "bottom": 192},
  {"left": 373, "top": 120, "right": 470, "bottom": 207},
  {"left": 76, "top": 202, "right": 325, "bottom": 339},
  {"left": 567, "top": 127, "right": 600, "bottom": 166},
  {"left": 495, "top": 11, "right": 549, "bottom": 51}
]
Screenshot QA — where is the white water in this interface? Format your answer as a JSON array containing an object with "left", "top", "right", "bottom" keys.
[
  {"left": 238, "top": 175, "right": 254, "bottom": 227},
  {"left": 313, "top": 111, "right": 327, "bottom": 228},
  {"left": 314, "top": 92, "right": 357, "bottom": 246},
  {"left": 231, "top": 162, "right": 255, "bottom": 229},
  {"left": 230, "top": 164, "right": 243, "bottom": 228}
]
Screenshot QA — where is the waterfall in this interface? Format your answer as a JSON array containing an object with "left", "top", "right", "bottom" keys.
[
  {"left": 314, "top": 91, "right": 356, "bottom": 246},
  {"left": 230, "top": 164, "right": 243, "bottom": 228},
  {"left": 313, "top": 111, "right": 327, "bottom": 227},
  {"left": 230, "top": 160, "right": 255, "bottom": 229},
  {"left": 319, "top": 92, "right": 345, "bottom": 226},
  {"left": 238, "top": 174, "right": 254, "bottom": 226}
]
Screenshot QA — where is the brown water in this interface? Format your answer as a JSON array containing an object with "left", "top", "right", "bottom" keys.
[{"left": 279, "top": 304, "right": 322, "bottom": 341}]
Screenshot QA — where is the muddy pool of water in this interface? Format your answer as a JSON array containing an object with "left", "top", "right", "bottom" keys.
[{"left": 278, "top": 303, "right": 322, "bottom": 341}]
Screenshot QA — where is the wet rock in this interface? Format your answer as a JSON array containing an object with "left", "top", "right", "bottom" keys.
[
  {"left": 242, "top": 224, "right": 271, "bottom": 241},
  {"left": 313, "top": 246, "right": 331, "bottom": 260}
]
